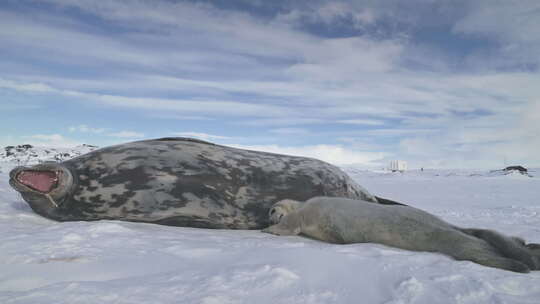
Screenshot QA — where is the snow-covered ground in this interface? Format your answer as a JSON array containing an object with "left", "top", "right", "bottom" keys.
[{"left": 1, "top": 153, "right": 539, "bottom": 303}]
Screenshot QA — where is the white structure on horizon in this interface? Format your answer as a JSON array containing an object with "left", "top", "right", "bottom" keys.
[{"left": 389, "top": 160, "right": 407, "bottom": 172}]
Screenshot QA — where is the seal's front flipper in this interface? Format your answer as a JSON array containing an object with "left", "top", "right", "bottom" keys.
[
  {"left": 262, "top": 210, "right": 302, "bottom": 236},
  {"left": 262, "top": 224, "right": 300, "bottom": 236},
  {"left": 262, "top": 213, "right": 302, "bottom": 236}
]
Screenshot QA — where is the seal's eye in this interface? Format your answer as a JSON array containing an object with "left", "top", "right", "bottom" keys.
[{"left": 270, "top": 209, "right": 276, "bottom": 215}]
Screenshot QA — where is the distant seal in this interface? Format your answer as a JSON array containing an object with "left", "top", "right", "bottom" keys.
[
  {"left": 263, "top": 197, "right": 540, "bottom": 272},
  {"left": 8, "top": 137, "right": 402, "bottom": 229}
]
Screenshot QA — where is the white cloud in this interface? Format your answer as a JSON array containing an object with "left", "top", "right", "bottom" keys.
[
  {"left": 68, "top": 125, "right": 147, "bottom": 140},
  {"left": 237, "top": 118, "right": 327, "bottom": 127},
  {"left": 3, "top": 71, "right": 540, "bottom": 167},
  {"left": 68, "top": 125, "right": 143, "bottom": 139},
  {"left": 148, "top": 114, "right": 214, "bottom": 121},
  {"left": 23, "top": 134, "right": 82, "bottom": 148},
  {"left": 1, "top": 1, "right": 540, "bottom": 168},
  {"left": 68, "top": 125, "right": 106, "bottom": 134},
  {"left": 453, "top": 1, "right": 540, "bottom": 68},
  {"left": 95, "top": 94, "right": 289, "bottom": 117},
  {"left": 396, "top": 100, "right": 540, "bottom": 169},
  {"left": 337, "top": 119, "right": 385, "bottom": 126},
  {"left": 0, "top": 78, "right": 55, "bottom": 93},
  {"left": 269, "top": 128, "right": 310, "bottom": 135},
  {"left": 0, "top": 11, "right": 162, "bottom": 68},
  {"left": 107, "top": 131, "right": 145, "bottom": 139},
  {"left": 365, "top": 129, "right": 438, "bottom": 137},
  {"left": 319, "top": 2, "right": 376, "bottom": 25},
  {"left": 0, "top": 78, "right": 290, "bottom": 117},
  {"left": 276, "top": 2, "right": 376, "bottom": 29},
  {"left": 0, "top": 1, "right": 404, "bottom": 83},
  {"left": 453, "top": 1, "right": 540, "bottom": 44}
]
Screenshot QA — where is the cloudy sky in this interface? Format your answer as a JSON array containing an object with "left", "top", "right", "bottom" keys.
[{"left": 1, "top": 0, "right": 539, "bottom": 168}]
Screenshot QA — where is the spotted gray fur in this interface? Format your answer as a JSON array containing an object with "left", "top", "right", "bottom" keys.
[{"left": 9, "top": 137, "right": 401, "bottom": 229}]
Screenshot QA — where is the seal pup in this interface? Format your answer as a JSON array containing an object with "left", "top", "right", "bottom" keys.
[
  {"left": 263, "top": 197, "right": 540, "bottom": 272},
  {"left": 9, "top": 137, "right": 400, "bottom": 229}
]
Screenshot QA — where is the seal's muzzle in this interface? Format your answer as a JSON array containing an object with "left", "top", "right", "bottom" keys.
[{"left": 9, "top": 163, "right": 75, "bottom": 211}]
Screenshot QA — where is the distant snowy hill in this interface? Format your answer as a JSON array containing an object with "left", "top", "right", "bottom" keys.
[{"left": 0, "top": 144, "right": 98, "bottom": 172}]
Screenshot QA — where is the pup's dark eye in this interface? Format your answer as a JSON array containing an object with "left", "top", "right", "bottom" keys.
[{"left": 270, "top": 209, "right": 275, "bottom": 215}]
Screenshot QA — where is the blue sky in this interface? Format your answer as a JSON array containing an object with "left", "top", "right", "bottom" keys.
[{"left": 1, "top": 0, "right": 539, "bottom": 168}]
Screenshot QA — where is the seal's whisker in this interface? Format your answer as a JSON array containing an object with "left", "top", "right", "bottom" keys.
[{"left": 45, "top": 193, "right": 59, "bottom": 208}]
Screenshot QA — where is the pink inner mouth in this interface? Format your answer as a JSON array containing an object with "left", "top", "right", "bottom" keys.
[{"left": 16, "top": 171, "right": 59, "bottom": 193}]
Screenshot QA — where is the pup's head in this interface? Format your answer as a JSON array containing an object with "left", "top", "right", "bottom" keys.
[{"left": 268, "top": 199, "right": 302, "bottom": 224}]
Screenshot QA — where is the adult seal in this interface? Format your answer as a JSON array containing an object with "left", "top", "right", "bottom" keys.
[
  {"left": 8, "top": 137, "right": 402, "bottom": 229},
  {"left": 263, "top": 197, "right": 540, "bottom": 272}
]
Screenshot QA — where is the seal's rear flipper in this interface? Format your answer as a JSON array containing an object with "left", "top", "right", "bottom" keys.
[
  {"left": 526, "top": 243, "right": 540, "bottom": 250},
  {"left": 462, "top": 228, "right": 540, "bottom": 270}
]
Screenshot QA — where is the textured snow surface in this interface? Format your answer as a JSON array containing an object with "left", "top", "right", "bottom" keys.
[{"left": 1, "top": 155, "right": 540, "bottom": 303}]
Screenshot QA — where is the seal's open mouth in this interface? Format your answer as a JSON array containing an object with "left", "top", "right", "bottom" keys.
[{"left": 16, "top": 170, "right": 60, "bottom": 193}]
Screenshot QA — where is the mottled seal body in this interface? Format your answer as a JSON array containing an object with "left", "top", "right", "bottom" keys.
[
  {"left": 8, "top": 137, "right": 395, "bottom": 229},
  {"left": 263, "top": 197, "right": 540, "bottom": 272}
]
